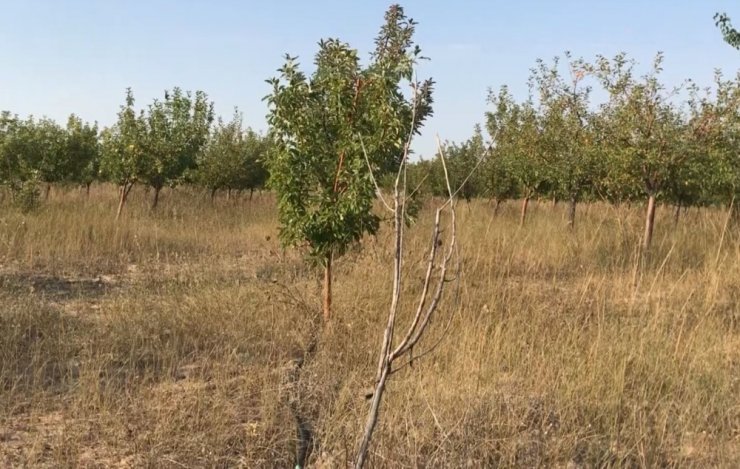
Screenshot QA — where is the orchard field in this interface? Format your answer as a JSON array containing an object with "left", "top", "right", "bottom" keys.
[
  {"left": 0, "top": 187, "right": 738, "bottom": 467},
  {"left": 2, "top": 4, "right": 740, "bottom": 468}
]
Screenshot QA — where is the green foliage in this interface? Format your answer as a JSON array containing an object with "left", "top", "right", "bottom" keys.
[
  {"left": 592, "top": 53, "right": 687, "bottom": 202},
  {"left": 100, "top": 88, "right": 146, "bottom": 189},
  {"left": 0, "top": 111, "right": 100, "bottom": 203},
  {"left": 429, "top": 125, "right": 487, "bottom": 200},
  {"left": 485, "top": 85, "right": 548, "bottom": 201},
  {"left": 139, "top": 88, "right": 214, "bottom": 193},
  {"left": 14, "top": 177, "right": 41, "bottom": 212},
  {"left": 65, "top": 114, "right": 100, "bottom": 187},
  {"left": 0, "top": 114, "right": 65, "bottom": 202},
  {"left": 194, "top": 110, "right": 269, "bottom": 195},
  {"left": 265, "top": 4, "right": 433, "bottom": 264},
  {"left": 684, "top": 71, "right": 740, "bottom": 208},
  {"left": 101, "top": 88, "right": 213, "bottom": 196},
  {"left": 531, "top": 53, "right": 598, "bottom": 205},
  {"left": 25, "top": 117, "right": 67, "bottom": 187},
  {"left": 0, "top": 112, "right": 23, "bottom": 188},
  {"left": 715, "top": 13, "right": 740, "bottom": 49}
]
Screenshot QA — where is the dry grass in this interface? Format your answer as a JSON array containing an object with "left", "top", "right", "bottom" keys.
[{"left": 0, "top": 185, "right": 738, "bottom": 468}]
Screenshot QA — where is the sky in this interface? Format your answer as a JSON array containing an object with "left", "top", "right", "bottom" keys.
[{"left": 1, "top": 1, "right": 738, "bottom": 158}]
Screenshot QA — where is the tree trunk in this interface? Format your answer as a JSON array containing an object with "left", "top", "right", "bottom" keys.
[
  {"left": 567, "top": 195, "right": 577, "bottom": 229},
  {"left": 115, "top": 183, "right": 133, "bottom": 221},
  {"left": 643, "top": 194, "right": 657, "bottom": 252},
  {"left": 151, "top": 186, "right": 161, "bottom": 210},
  {"left": 493, "top": 198, "right": 501, "bottom": 217},
  {"left": 210, "top": 187, "right": 217, "bottom": 203},
  {"left": 355, "top": 358, "right": 390, "bottom": 469},
  {"left": 227, "top": 188, "right": 232, "bottom": 201},
  {"left": 519, "top": 196, "right": 530, "bottom": 227},
  {"left": 85, "top": 182, "right": 91, "bottom": 198},
  {"left": 249, "top": 188, "right": 254, "bottom": 200},
  {"left": 44, "top": 184, "right": 51, "bottom": 200},
  {"left": 322, "top": 253, "right": 332, "bottom": 322},
  {"left": 552, "top": 197, "right": 558, "bottom": 208},
  {"left": 673, "top": 203, "right": 681, "bottom": 227}
]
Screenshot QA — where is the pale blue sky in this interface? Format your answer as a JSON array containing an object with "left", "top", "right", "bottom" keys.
[{"left": 1, "top": 1, "right": 738, "bottom": 157}]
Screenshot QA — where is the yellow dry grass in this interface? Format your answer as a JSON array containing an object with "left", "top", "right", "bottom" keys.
[{"left": 0, "top": 185, "right": 738, "bottom": 467}]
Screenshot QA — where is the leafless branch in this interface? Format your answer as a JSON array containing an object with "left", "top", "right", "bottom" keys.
[
  {"left": 355, "top": 108, "right": 469, "bottom": 468},
  {"left": 359, "top": 134, "right": 394, "bottom": 213}
]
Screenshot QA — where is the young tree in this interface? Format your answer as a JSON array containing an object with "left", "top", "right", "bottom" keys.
[
  {"left": 0, "top": 115, "right": 67, "bottom": 202},
  {"left": 486, "top": 86, "right": 548, "bottom": 226},
  {"left": 531, "top": 53, "right": 597, "bottom": 228},
  {"left": 65, "top": 114, "right": 100, "bottom": 195},
  {"left": 430, "top": 125, "right": 487, "bottom": 201},
  {"left": 687, "top": 72, "right": 740, "bottom": 219},
  {"left": 0, "top": 112, "right": 22, "bottom": 191},
  {"left": 237, "top": 129, "right": 270, "bottom": 198},
  {"left": 265, "top": 4, "right": 433, "bottom": 321},
  {"left": 356, "top": 139, "right": 460, "bottom": 469},
  {"left": 140, "top": 88, "right": 214, "bottom": 209},
  {"left": 101, "top": 88, "right": 146, "bottom": 220},
  {"left": 195, "top": 112, "right": 269, "bottom": 201},
  {"left": 593, "top": 53, "right": 685, "bottom": 251},
  {"left": 23, "top": 117, "right": 67, "bottom": 199},
  {"left": 195, "top": 115, "right": 240, "bottom": 200}
]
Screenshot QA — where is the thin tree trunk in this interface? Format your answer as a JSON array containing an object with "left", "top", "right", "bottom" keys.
[
  {"left": 249, "top": 188, "right": 254, "bottom": 200},
  {"left": 210, "top": 187, "right": 217, "bottom": 203},
  {"left": 355, "top": 361, "right": 390, "bottom": 468},
  {"left": 44, "top": 184, "right": 51, "bottom": 200},
  {"left": 552, "top": 197, "right": 558, "bottom": 208},
  {"left": 643, "top": 194, "right": 657, "bottom": 252},
  {"left": 85, "top": 182, "right": 91, "bottom": 198},
  {"left": 115, "top": 183, "right": 133, "bottom": 221},
  {"left": 151, "top": 186, "right": 161, "bottom": 210},
  {"left": 322, "top": 252, "right": 332, "bottom": 321},
  {"left": 567, "top": 195, "right": 577, "bottom": 229},
  {"left": 519, "top": 196, "right": 530, "bottom": 227},
  {"left": 227, "top": 188, "right": 232, "bottom": 201},
  {"left": 673, "top": 203, "right": 681, "bottom": 227},
  {"left": 493, "top": 198, "right": 501, "bottom": 217}
]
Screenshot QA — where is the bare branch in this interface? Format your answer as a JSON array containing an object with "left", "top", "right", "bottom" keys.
[
  {"left": 356, "top": 72, "right": 469, "bottom": 469},
  {"left": 390, "top": 208, "right": 442, "bottom": 358},
  {"left": 359, "top": 134, "right": 394, "bottom": 213}
]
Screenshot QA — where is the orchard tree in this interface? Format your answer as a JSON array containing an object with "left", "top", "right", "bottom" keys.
[
  {"left": 531, "top": 53, "right": 597, "bottom": 228},
  {"left": 484, "top": 87, "right": 521, "bottom": 214},
  {"left": 265, "top": 4, "right": 433, "bottom": 321},
  {"left": 430, "top": 125, "right": 487, "bottom": 201},
  {"left": 65, "top": 114, "right": 100, "bottom": 195},
  {"left": 486, "top": 86, "right": 548, "bottom": 226},
  {"left": 687, "top": 72, "right": 740, "bottom": 218},
  {"left": 593, "top": 53, "right": 685, "bottom": 251},
  {"left": 195, "top": 114, "right": 243, "bottom": 200},
  {"left": 711, "top": 74, "right": 740, "bottom": 218},
  {"left": 195, "top": 111, "right": 269, "bottom": 201},
  {"left": 482, "top": 150, "right": 518, "bottom": 214},
  {"left": 140, "top": 88, "right": 213, "bottom": 209},
  {"left": 23, "top": 117, "right": 67, "bottom": 199},
  {"left": 479, "top": 91, "right": 519, "bottom": 214},
  {"left": 0, "top": 115, "right": 66, "bottom": 201},
  {"left": 101, "top": 88, "right": 146, "bottom": 220},
  {"left": 237, "top": 129, "right": 270, "bottom": 199},
  {"left": 0, "top": 112, "right": 22, "bottom": 190}
]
